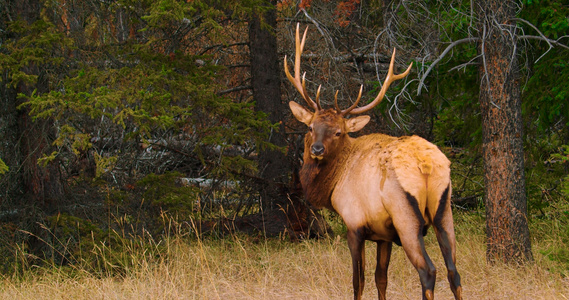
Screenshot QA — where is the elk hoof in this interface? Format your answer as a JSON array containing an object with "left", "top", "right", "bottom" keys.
[{"left": 455, "top": 286, "right": 463, "bottom": 300}]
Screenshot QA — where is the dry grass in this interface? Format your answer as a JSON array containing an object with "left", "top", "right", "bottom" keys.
[{"left": 1, "top": 213, "right": 568, "bottom": 300}]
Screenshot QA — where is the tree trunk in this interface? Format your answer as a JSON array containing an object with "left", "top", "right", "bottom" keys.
[
  {"left": 18, "top": 98, "right": 64, "bottom": 206},
  {"left": 477, "top": 0, "right": 533, "bottom": 263},
  {"left": 0, "top": 0, "right": 64, "bottom": 206},
  {"left": 0, "top": 74, "right": 23, "bottom": 203},
  {"left": 249, "top": 1, "right": 289, "bottom": 209}
]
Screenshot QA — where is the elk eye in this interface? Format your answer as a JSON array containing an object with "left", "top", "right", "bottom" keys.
[
  {"left": 335, "top": 131, "right": 341, "bottom": 137},
  {"left": 308, "top": 126, "right": 313, "bottom": 132}
]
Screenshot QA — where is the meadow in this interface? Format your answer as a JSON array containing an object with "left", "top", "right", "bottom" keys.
[{"left": 0, "top": 210, "right": 568, "bottom": 300}]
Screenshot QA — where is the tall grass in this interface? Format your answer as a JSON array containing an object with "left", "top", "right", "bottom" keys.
[{"left": 0, "top": 212, "right": 568, "bottom": 300}]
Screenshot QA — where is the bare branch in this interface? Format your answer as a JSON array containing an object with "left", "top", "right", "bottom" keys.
[
  {"left": 448, "top": 54, "right": 482, "bottom": 72},
  {"left": 513, "top": 17, "right": 552, "bottom": 49},
  {"left": 199, "top": 42, "right": 249, "bottom": 56},
  {"left": 518, "top": 35, "right": 569, "bottom": 50},
  {"left": 217, "top": 85, "right": 252, "bottom": 96},
  {"left": 417, "top": 37, "right": 479, "bottom": 96},
  {"left": 513, "top": 17, "right": 569, "bottom": 62},
  {"left": 301, "top": 9, "right": 335, "bottom": 50}
]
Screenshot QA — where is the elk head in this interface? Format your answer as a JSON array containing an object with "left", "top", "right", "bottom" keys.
[{"left": 285, "top": 24, "right": 412, "bottom": 162}]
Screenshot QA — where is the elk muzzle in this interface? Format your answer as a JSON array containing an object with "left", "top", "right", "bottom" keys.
[{"left": 310, "top": 142, "right": 325, "bottom": 160}]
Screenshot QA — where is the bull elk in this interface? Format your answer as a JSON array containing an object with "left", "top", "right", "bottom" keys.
[{"left": 285, "top": 24, "right": 462, "bottom": 300}]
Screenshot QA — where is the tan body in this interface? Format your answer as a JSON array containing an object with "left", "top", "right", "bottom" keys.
[
  {"left": 320, "top": 134, "right": 450, "bottom": 240},
  {"left": 285, "top": 24, "right": 462, "bottom": 300},
  {"left": 295, "top": 108, "right": 462, "bottom": 300}
]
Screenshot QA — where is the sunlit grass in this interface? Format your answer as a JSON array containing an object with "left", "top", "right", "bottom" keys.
[{"left": 0, "top": 211, "right": 568, "bottom": 299}]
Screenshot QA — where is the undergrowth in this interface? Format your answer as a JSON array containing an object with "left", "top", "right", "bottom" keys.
[
  {"left": 0, "top": 152, "right": 567, "bottom": 298},
  {"left": 0, "top": 207, "right": 568, "bottom": 299}
]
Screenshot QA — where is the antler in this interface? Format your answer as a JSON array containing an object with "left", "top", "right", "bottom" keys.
[
  {"left": 341, "top": 49, "right": 413, "bottom": 116},
  {"left": 284, "top": 24, "right": 321, "bottom": 111},
  {"left": 285, "top": 23, "right": 412, "bottom": 115}
]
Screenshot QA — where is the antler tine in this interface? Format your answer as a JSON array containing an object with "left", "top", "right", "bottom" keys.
[
  {"left": 315, "top": 84, "right": 322, "bottom": 109},
  {"left": 334, "top": 90, "right": 340, "bottom": 111},
  {"left": 284, "top": 23, "right": 319, "bottom": 110},
  {"left": 302, "top": 73, "right": 322, "bottom": 110},
  {"left": 340, "top": 85, "right": 363, "bottom": 116},
  {"left": 345, "top": 48, "right": 412, "bottom": 115}
]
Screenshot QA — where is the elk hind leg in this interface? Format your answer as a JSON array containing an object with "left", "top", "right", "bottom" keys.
[
  {"left": 401, "top": 234, "right": 436, "bottom": 300},
  {"left": 395, "top": 192, "right": 436, "bottom": 300},
  {"left": 347, "top": 228, "right": 366, "bottom": 300},
  {"left": 375, "top": 240, "right": 392, "bottom": 300},
  {"left": 433, "top": 186, "right": 462, "bottom": 300}
]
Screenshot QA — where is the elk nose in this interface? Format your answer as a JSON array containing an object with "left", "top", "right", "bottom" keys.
[{"left": 311, "top": 143, "right": 325, "bottom": 156}]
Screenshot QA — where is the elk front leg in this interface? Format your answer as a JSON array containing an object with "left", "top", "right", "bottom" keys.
[
  {"left": 347, "top": 228, "right": 366, "bottom": 300},
  {"left": 375, "top": 240, "right": 392, "bottom": 300}
]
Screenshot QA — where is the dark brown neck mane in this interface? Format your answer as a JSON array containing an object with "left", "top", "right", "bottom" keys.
[{"left": 299, "top": 134, "right": 353, "bottom": 210}]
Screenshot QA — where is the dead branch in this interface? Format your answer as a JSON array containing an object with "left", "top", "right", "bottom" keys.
[
  {"left": 217, "top": 85, "right": 252, "bottom": 96},
  {"left": 416, "top": 37, "right": 479, "bottom": 96}
]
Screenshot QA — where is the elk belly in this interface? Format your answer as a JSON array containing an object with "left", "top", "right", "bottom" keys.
[
  {"left": 333, "top": 193, "right": 397, "bottom": 242},
  {"left": 366, "top": 214, "right": 399, "bottom": 242},
  {"left": 364, "top": 178, "right": 407, "bottom": 242}
]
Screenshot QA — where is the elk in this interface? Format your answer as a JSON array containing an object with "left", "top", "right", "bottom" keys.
[{"left": 285, "top": 24, "right": 462, "bottom": 300}]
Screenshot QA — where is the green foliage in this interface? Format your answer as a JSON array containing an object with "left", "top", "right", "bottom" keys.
[
  {"left": 377, "top": 0, "right": 568, "bottom": 221},
  {"left": 522, "top": 54, "right": 569, "bottom": 132},
  {"left": 430, "top": 69, "right": 481, "bottom": 148},
  {"left": 93, "top": 152, "right": 118, "bottom": 178},
  {"left": 522, "top": 0, "right": 569, "bottom": 39},
  {"left": 47, "top": 213, "right": 105, "bottom": 261},
  {"left": 520, "top": 0, "right": 569, "bottom": 132},
  {"left": 550, "top": 145, "right": 569, "bottom": 197},
  {"left": 517, "top": 0, "right": 569, "bottom": 214},
  {"left": 7, "top": 0, "right": 279, "bottom": 188},
  {"left": 425, "top": 1, "right": 481, "bottom": 147},
  {"left": 136, "top": 172, "right": 200, "bottom": 217},
  {"left": 0, "top": 18, "right": 72, "bottom": 88},
  {"left": 363, "top": 0, "right": 482, "bottom": 145},
  {"left": 0, "top": 158, "right": 8, "bottom": 174},
  {"left": 2, "top": 0, "right": 566, "bottom": 278},
  {"left": 449, "top": 149, "right": 484, "bottom": 208},
  {"left": 10, "top": 172, "right": 201, "bottom": 275},
  {"left": 140, "top": 0, "right": 273, "bottom": 31},
  {"left": 435, "top": 0, "right": 476, "bottom": 42},
  {"left": 0, "top": 0, "right": 285, "bottom": 275},
  {"left": 103, "top": 172, "right": 202, "bottom": 236},
  {"left": 532, "top": 199, "right": 569, "bottom": 275}
]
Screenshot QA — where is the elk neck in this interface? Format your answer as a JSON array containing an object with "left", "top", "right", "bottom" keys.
[{"left": 299, "top": 133, "right": 353, "bottom": 211}]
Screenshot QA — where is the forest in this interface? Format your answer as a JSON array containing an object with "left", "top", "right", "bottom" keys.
[{"left": 0, "top": 0, "right": 568, "bottom": 298}]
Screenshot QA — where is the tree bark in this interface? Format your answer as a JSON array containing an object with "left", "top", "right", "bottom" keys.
[
  {"left": 477, "top": 0, "right": 533, "bottom": 263},
  {"left": 249, "top": 1, "right": 290, "bottom": 209},
  {"left": 0, "top": 0, "right": 64, "bottom": 206},
  {"left": 0, "top": 73, "right": 23, "bottom": 202}
]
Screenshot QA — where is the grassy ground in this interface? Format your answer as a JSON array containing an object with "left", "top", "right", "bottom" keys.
[{"left": 0, "top": 212, "right": 568, "bottom": 300}]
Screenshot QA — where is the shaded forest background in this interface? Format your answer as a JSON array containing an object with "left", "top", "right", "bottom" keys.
[{"left": 0, "top": 0, "right": 568, "bottom": 273}]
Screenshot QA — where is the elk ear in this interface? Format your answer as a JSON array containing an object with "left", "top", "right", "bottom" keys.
[
  {"left": 289, "top": 101, "right": 313, "bottom": 125},
  {"left": 346, "top": 115, "right": 370, "bottom": 133}
]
